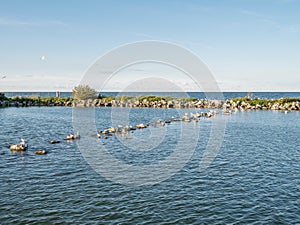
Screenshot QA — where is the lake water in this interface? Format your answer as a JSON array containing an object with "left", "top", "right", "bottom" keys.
[
  {"left": 0, "top": 106, "right": 300, "bottom": 224},
  {"left": 4, "top": 91, "right": 300, "bottom": 100}
]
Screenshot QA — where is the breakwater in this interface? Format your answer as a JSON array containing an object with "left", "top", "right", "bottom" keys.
[
  {"left": 72, "top": 96, "right": 300, "bottom": 111},
  {"left": 0, "top": 95, "right": 73, "bottom": 107},
  {"left": 1, "top": 93, "right": 300, "bottom": 111}
]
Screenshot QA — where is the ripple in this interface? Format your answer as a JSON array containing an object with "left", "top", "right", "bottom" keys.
[{"left": 0, "top": 108, "right": 300, "bottom": 223}]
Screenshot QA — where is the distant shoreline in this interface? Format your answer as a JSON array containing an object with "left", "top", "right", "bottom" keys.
[{"left": 2, "top": 91, "right": 300, "bottom": 101}]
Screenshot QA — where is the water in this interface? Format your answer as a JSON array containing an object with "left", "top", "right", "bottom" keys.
[
  {"left": 4, "top": 91, "right": 300, "bottom": 99},
  {"left": 3, "top": 91, "right": 73, "bottom": 98},
  {"left": 0, "top": 106, "right": 300, "bottom": 223}
]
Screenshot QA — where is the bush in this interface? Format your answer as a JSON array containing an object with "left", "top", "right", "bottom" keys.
[
  {"left": 72, "top": 85, "right": 97, "bottom": 100},
  {"left": 0, "top": 92, "right": 7, "bottom": 101},
  {"left": 115, "top": 96, "right": 133, "bottom": 101},
  {"left": 98, "top": 94, "right": 106, "bottom": 99}
]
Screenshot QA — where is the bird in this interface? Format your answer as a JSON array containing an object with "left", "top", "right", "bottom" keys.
[
  {"left": 64, "top": 132, "right": 80, "bottom": 140},
  {"left": 10, "top": 139, "right": 28, "bottom": 151}
]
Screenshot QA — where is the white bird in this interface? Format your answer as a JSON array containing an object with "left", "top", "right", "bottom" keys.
[
  {"left": 10, "top": 138, "right": 28, "bottom": 151},
  {"left": 40, "top": 55, "right": 46, "bottom": 61},
  {"left": 20, "top": 139, "right": 25, "bottom": 145}
]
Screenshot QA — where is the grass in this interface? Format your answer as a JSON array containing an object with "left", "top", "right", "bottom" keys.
[
  {"left": 231, "top": 97, "right": 300, "bottom": 107},
  {"left": 99, "top": 95, "right": 197, "bottom": 103},
  {"left": 2, "top": 95, "right": 73, "bottom": 104}
]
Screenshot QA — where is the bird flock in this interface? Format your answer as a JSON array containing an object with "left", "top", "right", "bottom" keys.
[
  {"left": 9, "top": 132, "right": 81, "bottom": 155},
  {"left": 8, "top": 111, "right": 217, "bottom": 154},
  {"left": 97, "top": 111, "right": 216, "bottom": 139}
]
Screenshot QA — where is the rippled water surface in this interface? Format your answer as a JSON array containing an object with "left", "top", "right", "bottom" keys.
[{"left": 0, "top": 107, "right": 300, "bottom": 224}]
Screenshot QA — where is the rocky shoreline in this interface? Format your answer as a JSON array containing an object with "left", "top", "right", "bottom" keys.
[
  {"left": 0, "top": 96, "right": 73, "bottom": 107},
  {"left": 72, "top": 96, "right": 300, "bottom": 111},
  {"left": 1, "top": 94, "right": 300, "bottom": 111}
]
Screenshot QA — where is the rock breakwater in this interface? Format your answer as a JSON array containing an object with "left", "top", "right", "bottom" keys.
[
  {"left": 1, "top": 93, "right": 299, "bottom": 111},
  {"left": 73, "top": 96, "right": 300, "bottom": 111}
]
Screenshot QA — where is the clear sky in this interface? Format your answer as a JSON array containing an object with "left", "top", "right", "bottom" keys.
[{"left": 0, "top": 0, "right": 299, "bottom": 91}]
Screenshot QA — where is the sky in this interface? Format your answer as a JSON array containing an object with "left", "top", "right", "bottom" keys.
[{"left": 0, "top": 0, "right": 300, "bottom": 92}]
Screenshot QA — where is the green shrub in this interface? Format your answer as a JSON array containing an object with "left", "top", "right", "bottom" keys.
[{"left": 72, "top": 85, "right": 97, "bottom": 100}]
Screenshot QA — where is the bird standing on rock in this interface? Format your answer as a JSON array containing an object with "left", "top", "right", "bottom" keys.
[{"left": 10, "top": 139, "right": 28, "bottom": 151}]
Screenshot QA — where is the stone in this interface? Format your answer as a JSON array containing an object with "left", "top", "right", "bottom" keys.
[
  {"left": 136, "top": 123, "right": 146, "bottom": 129},
  {"left": 35, "top": 150, "right": 47, "bottom": 155}
]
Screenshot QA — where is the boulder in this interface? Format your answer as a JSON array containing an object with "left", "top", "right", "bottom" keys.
[
  {"left": 271, "top": 103, "right": 279, "bottom": 110},
  {"left": 255, "top": 104, "right": 262, "bottom": 110},
  {"left": 35, "top": 150, "right": 47, "bottom": 155},
  {"left": 136, "top": 123, "right": 146, "bottom": 129}
]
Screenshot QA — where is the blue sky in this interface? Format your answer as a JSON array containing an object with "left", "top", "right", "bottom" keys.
[{"left": 0, "top": 0, "right": 299, "bottom": 91}]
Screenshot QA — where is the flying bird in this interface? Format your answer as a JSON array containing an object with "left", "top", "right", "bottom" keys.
[
  {"left": 40, "top": 55, "right": 46, "bottom": 61},
  {"left": 1, "top": 75, "right": 6, "bottom": 79}
]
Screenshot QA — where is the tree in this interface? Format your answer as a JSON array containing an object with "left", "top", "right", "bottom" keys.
[
  {"left": 72, "top": 85, "right": 97, "bottom": 100},
  {"left": 0, "top": 92, "right": 7, "bottom": 101}
]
